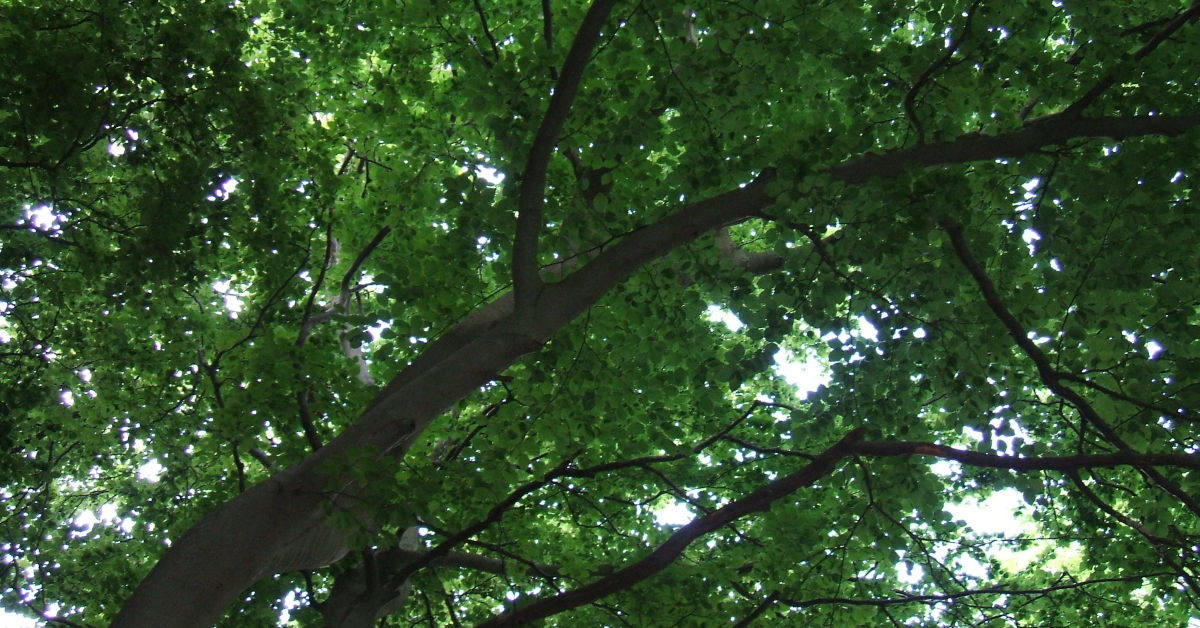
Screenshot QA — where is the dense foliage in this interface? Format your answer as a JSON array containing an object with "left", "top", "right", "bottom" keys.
[{"left": 3, "top": 1, "right": 1200, "bottom": 625}]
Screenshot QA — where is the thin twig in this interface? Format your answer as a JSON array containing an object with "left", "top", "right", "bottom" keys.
[{"left": 903, "top": 0, "right": 982, "bottom": 143}]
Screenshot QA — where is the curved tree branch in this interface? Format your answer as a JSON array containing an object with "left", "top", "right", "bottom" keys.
[
  {"left": 481, "top": 429, "right": 866, "bottom": 626},
  {"left": 112, "top": 112, "right": 1200, "bottom": 628},
  {"left": 471, "top": 0, "right": 501, "bottom": 62},
  {"left": 484, "top": 434, "right": 1199, "bottom": 626}
]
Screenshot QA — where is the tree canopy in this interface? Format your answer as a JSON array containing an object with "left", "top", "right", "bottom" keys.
[{"left": 3, "top": 1, "right": 1200, "bottom": 626}]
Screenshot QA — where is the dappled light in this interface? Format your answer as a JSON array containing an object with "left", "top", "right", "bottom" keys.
[{"left": 2, "top": 1, "right": 1200, "bottom": 626}]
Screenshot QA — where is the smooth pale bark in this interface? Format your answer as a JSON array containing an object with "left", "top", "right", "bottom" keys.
[{"left": 111, "top": 112, "right": 1200, "bottom": 627}]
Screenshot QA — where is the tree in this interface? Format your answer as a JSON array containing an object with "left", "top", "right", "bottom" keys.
[{"left": 2, "top": 0, "right": 1200, "bottom": 625}]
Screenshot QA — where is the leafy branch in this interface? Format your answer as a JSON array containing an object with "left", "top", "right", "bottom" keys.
[
  {"left": 851, "top": 440, "right": 1200, "bottom": 471},
  {"left": 772, "top": 571, "right": 1177, "bottom": 610},
  {"left": 903, "top": 0, "right": 982, "bottom": 143},
  {"left": 481, "top": 429, "right": 867, "bottom": 626},
  {"left": 941, "top": 218, "right": 1200, "bottom": 517},
  {"left": 480, "top": 431, "right": 1200, "bottom": 625},
  {"left": 1063, "top": 0, "right": 1200, "bottom": 117}
]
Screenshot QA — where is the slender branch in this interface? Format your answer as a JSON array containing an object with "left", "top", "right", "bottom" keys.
[
  {"left": 720, "top": 434, "right": 817, "bottom": 460},
  {"left": 479, "top": 433, "right": 1198, "bottom": 626},
  {"left": 295, "top": 388, "right": 323, "bottom": 451},
  {"left": 296, "top": 214, "right": 338, "bottom": 450},
  {"left": 938, "top": 220, "right": 1059, "bottom": 381},
  {"left": 213, "top": 246, "right": 308, "bottom": 363},
  {"left": 1069, "top": 470, "right": 1200, "bottom": 599},
  {"left": 541, "top": 0, "right": 557, "bottom": 81},
  {"left": 481, "top": 429, "right": 865, "bottom": 626},
  {"left": 296, "top": 225, "right": 391, "bottom": 446},
  {"left": 33, "top": 607, "right": 91, "bottom": 628},
  {"left": 1056, "top": 371, "right": 1200, "bottom": 425},
  {"left": 850, "top": 440, "right": 1200, "bottom": 472},
  {"left": 732, "top": 591, "right": 780, "bottom": 628},
  {"left": 776, "top": 572, "right": 1177, "bottom": 610},
  {"left": 1063, "top": 1, "right": 1200, "bottom": 117},
  {"left": 336, "top": 146, "right": 355, "bottom": 176},
  {"left": 298, "top": 213, "right": 337, "bottom": 345},
  {"left": 513, "top": 0, "right": 620, "bottom": 315},
  {"left": 392, "top": 546, "right": 559, "bottom": 579},
  {"left": 1069, "top": 472, "right": 1172, "bottom": 545},
  {"left": 382, "top": 452, "right": 583, "bottom": 590},
  {"left": 903, "top": 0, "right": 982, "bottom": 143},
  {"left": 471, "top": 0, "right": 501, "bottom": 61},
  {"left": 231, "top": 442, "right": 246, "bottom": 493},
  {"left": 941, "top": 219, "right": 1200, "bottom": 517},
  {"left": 247, "top": 447, "right": 275, "bottom": 470},
  {"left": 337, "top": 225, "right": 391, "bottom": 305},
  {"left": 541, "top": 0, "right": 554, "bottom": 51}
]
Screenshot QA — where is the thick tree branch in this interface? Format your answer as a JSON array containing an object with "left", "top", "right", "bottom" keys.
[
  {"left": 830, "top": 114, "right": 1200, "bottom": 185},
  {"left": 513, "top": 0, "right": 620, "bottom": 314},
  {"left": 113, "top": 113, "right": 1200, "bottom": 628}
]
